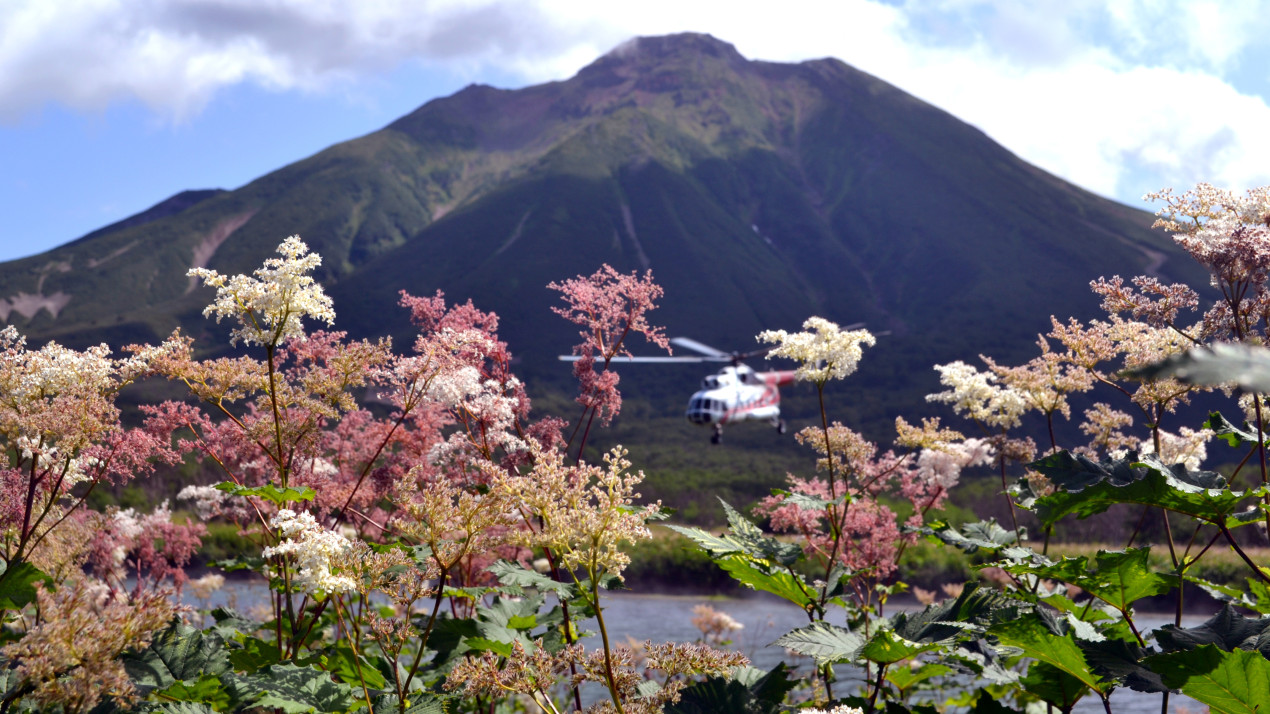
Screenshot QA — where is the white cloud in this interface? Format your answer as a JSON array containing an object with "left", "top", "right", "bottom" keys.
[{"left": 3, "top": 0, "right": 1270, "bottom": 204}]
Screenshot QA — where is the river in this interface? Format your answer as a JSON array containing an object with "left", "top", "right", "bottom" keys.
[{"left": 192, "top": 581, "right": 1204, "bottom": 712}]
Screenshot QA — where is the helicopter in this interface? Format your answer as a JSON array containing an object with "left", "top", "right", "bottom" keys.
[{"left": 559, "top": 337, "right": 797, "bottom": 444}]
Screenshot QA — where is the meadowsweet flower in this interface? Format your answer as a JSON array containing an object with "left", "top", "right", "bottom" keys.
[
  {"left": 504, "top": 444, "right": 658, "bottom": 581},
  {"left": 1138, "top": 427, "right": 1211, "bottom": 471},
  {"left": 759, "top": 317, "right": 875, "bottom": 384},
  {"left": 2, "top": 575, "right": 174, "bottom": 712},
  {"left": 914, "top": 438, "right": 994, "bottom": 491},
  {"left": 1148, "top": 183, "right": 1270, "bottom": 291},
  {"left": 927, "top": 361, "right": 1027, "bottom": 429},
  {"left": 550, "top": 265, "right": 670, "bottom": 426},
  {"left": 803, "top": 706, "right": 864, "bottom": 714},
  {"left": 691, "top": 604, "right": 743, "bottom": 644},
  {"left": 262, "top": 509, "right": 356, "bottom": 596},
  {"left": 188, "top": 235, "right": 334, "bottom": 346},
  {"left": 176, "top": 484, "right": 227, "bottom": 519},
  {"left": 188, "top": 573, "right": 225, "bottom": 600},
  {"left": 1078, "top": 403, "right": 1136, "bottom": 456}
]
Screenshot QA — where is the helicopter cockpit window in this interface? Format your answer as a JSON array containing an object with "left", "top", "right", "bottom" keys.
[{"left": 703, "top": 376, "right": 719, "bottom": 389}]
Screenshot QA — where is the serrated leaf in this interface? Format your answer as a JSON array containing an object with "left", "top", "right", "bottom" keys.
[
  {"left": 227, "top": 636, "right": 281, "bottom": 673},
  {"left": 1124, "top": 343, "right": 1270, "bottom": 392},
  {"left": 123, "top": 621, "right": 229, "bottom": 691},
  {"left": 715, "top": 555, "right": 813, "bottom": 608},
  {"left": 1145, "top": 644, "right": 1270, "bottom": 713},
  {"left": 664, "top": 665, "right": 795, "bottom": 714},
  {"left": 1019, "top": 661, "right": 1090, "bottom": 709},
  {"left": 770, "top": 489, "right": 847, "bottom": 512},
  {"left": 230, "top": 662, "right": 356, "bottom": 713},
  {"left": 326, "top": 646, "right": 387, "bottom": 691},
  {"left": 1031, "top": 451, "right": 1247, "bottom": 527},
  {"left": 670, "top": 500, "right": 804, "bottom": 570},
  {"left": 1006, "top": 548, "right": 1175, "bottom": 612},
  {"left": 1154, "top": 603, "right": 1270, "bottom": 656},
  {"left": 463, "top": 637, "right": 513, "bottom": 656},
  {"left": 859, "top": 629, "right": 936, "bottom": 664},
  {"left": 892, "top": 583, "right": 1014, "bottom": 644},
  {"left": 884, "top": 662, "right": 952, "bottom": 694},
  {"left": 772, "top": 621, "right": 865, "bottom": 665},
  {"left": 1080, "top": 637, "right": 1168, "bottom": 693},
  {"left": 950, "top": 639, "right": 1019, "bottom": 685},
  {"left": 215, "top": 481, "right": 316, "bottom": 505},
  {"left": 988, "top": 613, "right": 1108, "bottom": 695},
  {"left": 921, "top": 519, "right": 1024, "bottom": 555},
  {"left": 1207, "top": 411, "right": 1266, "bottom": 447},
  {"left": 369, "top": 693, "right": 451, "bottom": 714},
  {"left": 136, "top": 703, "right": 219, "bottom": 714},
  {"left": 486, "top": 560, "right": 574, "bottom": 597},
  {"left": 152, "top": 674, "right": 231, "bottom": 710}
]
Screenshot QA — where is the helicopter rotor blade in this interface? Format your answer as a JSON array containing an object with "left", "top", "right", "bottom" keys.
[
  {"left": 558, "top": 355, "right": 710, "bottom": 363},
  {"left": 670, "top": 337, "right": 731, "bottom": 359}
]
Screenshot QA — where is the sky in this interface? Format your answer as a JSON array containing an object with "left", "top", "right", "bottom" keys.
[{"left": 4, "top": 0, "right": 1270, "bottom": 262}]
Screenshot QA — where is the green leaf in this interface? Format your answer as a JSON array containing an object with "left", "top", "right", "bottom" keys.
[
  {"left": 152, "top": 674, "right": 232, "bottom": 711},
  {"left": 1031, "top": 451, "right": 1247, "bottom": 527},
  {"left": 664, "top": 663, "right": 795, "bottom": 714},
  {"left": 486, "top": 560, "right": 575, "bottom": 597},
  {"left": 230, "top": 662, "right": 356, "bottom": 714},
  {"left": 968, "top": 692, "right": 1025, "bottom": 713},
  {"left": 1154, "top": 603, "right": 1270, "bottom": 656},
  {"left": 988, "top": 613, "right": 1108, "bottom": 695},
  {"left": 892, "top": 583, "right": 1015, "bottom": 644},
  {"left": 122, "top": 621, "right": 229, "bottom": 691},
  {"left": 137, "top": 703, "right": 220, "bottom": 714},
  {"left": 0, "top": 560, "right": 51, "bottom": 610},
  {"left": 326, "top": 646, "right": 387, "bottom": 691},
  {"left": 369, "top": 693, "right": 452, "bottom": 714},
  {"left": 772, "top": 621, "right": 865, "bottom": 665},
  {"left": 226, "top": 636, "right": 281, "bottom": 673},
  {"left": 884, "top": 662, "right": 952, "bottom": 695},
  {"left": 714, "top": 555, "right": 813, "bottom": 608},
  {"left": 859, "top": 629, "right": 936, "bottom": 664},
  {"left": 463, "top": 638, "right": 513, "bottom": 656},
  {"left": 1207, "top": 411, "right": 1266, "bottom": 448},
  {"left": 1124, "top": 342, "right": 1270, "bottom": 392},
  {"left": 1019, "top": 661, "right": 1090, "bottom": 710},
  {"left": 215, "top": 481, "right": 316, "bottom": 506},
  {"left": 921, "top": 519, "right": 1024, "bottom": 555},
  {"left": 1006, "top": 548, "right": 1175, "bottom": 612},
  {"left": 1080, "top": 637, "right": 1168, "bottom": 693},
  {"left": 668, "top": 499, "right": 803, "bottom": 569},
  {"left": 1145, "top": 645, "right": 1270, "bottom": 714}
]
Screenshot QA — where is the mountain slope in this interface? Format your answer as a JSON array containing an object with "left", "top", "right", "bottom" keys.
[{"left": 0, "top": 33, "right": 1209, "bottom": 433}]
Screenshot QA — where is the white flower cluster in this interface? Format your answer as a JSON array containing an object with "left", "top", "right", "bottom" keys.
[
  {"left": 803, "top": 706, "right": 864, "bottom": 714},
  {"left": 188, "top": 236, "right": 334, "bottom": 346},
  {"left": 927, "top": 361, "right": 1028, "bottom": 429},
  {"left": 425, "top": 364, "right": 483, "bottom": 407},
  {"left": 176, "top": 485, "right": 227, "bottom": 519},
  {"left": 916, "top": 438, "right": 995, "bottom": 490},
  {"left": 261, "top": 509, "right": 356, "bottom": 596},
  {"left": 758, "top": 317, "right": 876, "bottom": 384},
  {"left": 0, "top": 331, "right": 114, "bottom": 402},
  {"left": 15, "top": 435, "right": 95, "bottom": 486},
  {"left": 1137, "top": 427, "right": 1211, "bottom": 471}
]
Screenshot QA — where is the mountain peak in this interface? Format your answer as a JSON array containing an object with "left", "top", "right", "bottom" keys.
[{"left": 581, "top": 33, "right": 748, "bottom": 77}]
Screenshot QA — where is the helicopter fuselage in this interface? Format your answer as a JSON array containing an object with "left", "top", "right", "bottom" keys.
[{"left": 684, "top": 364, "right": 796, "bottom": 426}]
